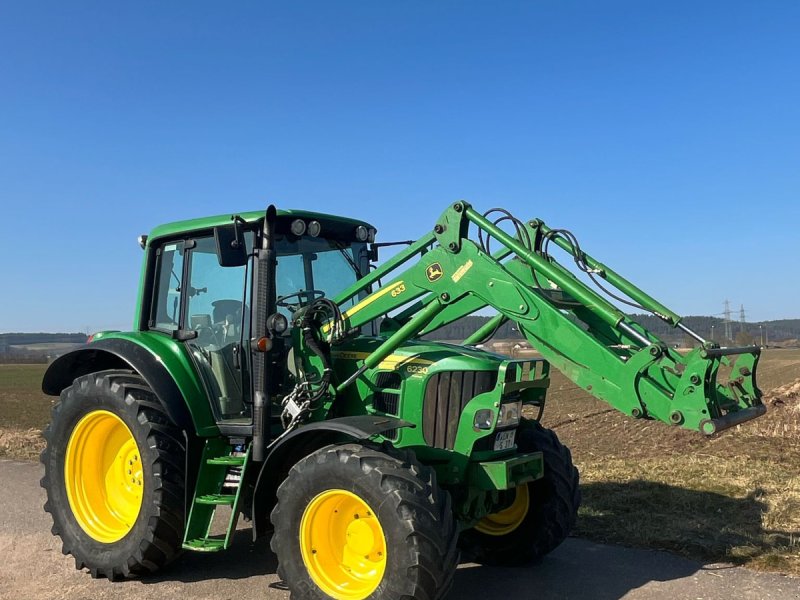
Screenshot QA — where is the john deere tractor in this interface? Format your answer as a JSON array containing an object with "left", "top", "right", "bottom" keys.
[{"left": 41, "top": 202, "right": 764, "bottom": 599}]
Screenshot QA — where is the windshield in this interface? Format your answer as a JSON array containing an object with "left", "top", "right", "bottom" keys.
[{"left": 275, "top": 235, "right": 366, "bottom": 319}]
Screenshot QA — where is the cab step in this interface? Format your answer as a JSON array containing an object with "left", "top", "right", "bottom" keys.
[
  {"left": 196, "top": 494, "right": 236, "bottom": 505},
  {"left": 182, "top": 439, "right": 251, "bottom": 553},
  {"left": 207, "top": 455, "right": 246, "bottom": 466},
  {"left": 182, "top": 537, "right": 227, "bottom": 552}
]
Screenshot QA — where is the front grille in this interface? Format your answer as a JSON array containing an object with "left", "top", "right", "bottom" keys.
[
  {"left": 374, "top": 391, "right": 399, "bottom": 414},
  {"left": 375, "top": 371, "right": 402, "bottom": 389},
  {"left": 373, "top": 371, "right": 403, "bottom": 440},
  {"left": 423, "top": 370, "right": 498, "bottom": 450},
  {"left": 373, "top": 371, "right": 401, "bottom": 415}
]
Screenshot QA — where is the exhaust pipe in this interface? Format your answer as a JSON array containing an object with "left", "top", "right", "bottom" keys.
[{"left": 252, "top": 205, "right": 277, "bottom": 462}]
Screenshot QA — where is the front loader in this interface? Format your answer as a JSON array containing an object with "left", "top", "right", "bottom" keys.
[{"left": 41, "top": 201, "right": 764, "bottom": 599}]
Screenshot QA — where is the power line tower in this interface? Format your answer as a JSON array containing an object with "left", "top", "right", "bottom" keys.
[
  {"left": 723, "top": 299, "right": 732, "bottom": 341},
  {"left": 739, "top": 304, "right": 746, "bottom": 334}
]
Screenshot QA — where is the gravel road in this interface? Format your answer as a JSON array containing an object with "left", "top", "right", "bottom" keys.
[{"left": 1, "top": 459, "right": 797, "bottom": 600}]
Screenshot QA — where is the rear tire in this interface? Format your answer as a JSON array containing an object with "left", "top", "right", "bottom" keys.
[
  {"left": 41, "top": 370, "right": 186, "bottom": 579},
  {"left": 459, "top": 419, "right": 580, "bottom": 566},
  {"left": 270, "top": 443, "right": 459, "bottom": 600}
]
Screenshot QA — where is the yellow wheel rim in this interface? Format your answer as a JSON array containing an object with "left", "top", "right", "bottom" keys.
[
  {"left": 299, "top": 489, "right": 387, "bottom": 600},
  {"left": 475, "top": 484, "right": 530, "bottom": 537},
  {"left": 64, "top": 410, "right": 143, "bottom": 543}
]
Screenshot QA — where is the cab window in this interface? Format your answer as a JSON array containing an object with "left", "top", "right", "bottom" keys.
[
  {"left": 275, "top": 236, "right": 365, "bottom": 320},
  {"left": 151, "top": 242, "right": 185, "bottom": 332}
]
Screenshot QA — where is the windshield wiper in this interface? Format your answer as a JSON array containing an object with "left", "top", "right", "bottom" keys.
[{"left": 334, "top": 242, "right": 363, "bottom": 279}]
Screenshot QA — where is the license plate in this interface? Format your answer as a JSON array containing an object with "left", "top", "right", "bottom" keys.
[{"left": 494, "top": 429, "right": 516, "bottom": 451}]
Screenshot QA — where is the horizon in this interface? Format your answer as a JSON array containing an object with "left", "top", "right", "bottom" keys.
[
  {"left": 3, "top": 311, "right": 800, "bottom": 337},
  {"left": 1, "top": 2, "right": 798, "bottom": 331}
]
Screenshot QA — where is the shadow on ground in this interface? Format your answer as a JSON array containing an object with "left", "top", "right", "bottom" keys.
[
  {"left": 142, "top": 530, "right": 276, "bottom": 583},
  {"left": 451, "top": 540, "right": 706, "bottom": 600},
  {"left": 145, "top": 532, "right": 703, "bottom": 600},
  {"left": 576, "top": 480, "right": 797, "bottom": 568}
]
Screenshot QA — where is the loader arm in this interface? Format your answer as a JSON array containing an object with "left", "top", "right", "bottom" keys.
[{"left": 325, "top": 201, "right": 764, "bottom": 435}]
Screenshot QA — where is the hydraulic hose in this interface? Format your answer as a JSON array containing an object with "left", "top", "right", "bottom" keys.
[{"left": 299, "top": 298, "right": 341, "bottom": 403}]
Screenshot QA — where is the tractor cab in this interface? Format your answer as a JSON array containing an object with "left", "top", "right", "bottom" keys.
[{"left": 142, "top": 208, "right": 375, "bottom": 428}]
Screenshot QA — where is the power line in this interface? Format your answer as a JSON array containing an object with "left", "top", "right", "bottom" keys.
[{"left": 723, "top": 299, "right": 732, "bottom": 341}]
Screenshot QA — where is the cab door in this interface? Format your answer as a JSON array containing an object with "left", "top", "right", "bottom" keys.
[{"left": 182, "top": 233, "right": 254, "bottom": 424}]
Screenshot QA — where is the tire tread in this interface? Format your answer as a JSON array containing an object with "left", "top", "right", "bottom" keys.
[
  {"left": 270, "top": 442, "right": 459, "bottom": 600},
  {"left": 41, "top": 370, "right": 186, "bottom": 579}
]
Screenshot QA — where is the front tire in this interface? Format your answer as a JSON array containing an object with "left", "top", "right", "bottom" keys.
[
  {"left": 459, "top": 419, "right": 580, "bottom": 566},
  {"left": 41, "top": 370, "right": 186, "bottom": 579},
  {"left": 270, "top": 443, "right": 459, "bottom": 600}
]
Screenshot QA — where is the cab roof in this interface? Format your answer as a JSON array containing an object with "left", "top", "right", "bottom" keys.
[{"left": 147, "top": 208, "right": 374, "bottom": 242}]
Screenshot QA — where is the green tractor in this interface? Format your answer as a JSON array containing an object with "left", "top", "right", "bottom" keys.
[{"left": 41, "top": 202, "right": 764, "bottom": 599}]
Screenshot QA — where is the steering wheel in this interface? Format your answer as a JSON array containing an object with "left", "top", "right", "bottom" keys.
[
  {"left": 276, "top": 289, "right": 326, "bottom": 310},
  {"left": 194, "top": 323, "right": 225, "bottom": 347}
]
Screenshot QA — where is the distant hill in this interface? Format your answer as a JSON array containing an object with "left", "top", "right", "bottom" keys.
[
  {"left": 629, "top": 315, "right": 800, "bottom": 345},
  {"left": 0, "top": 333, "right": 88, "bottom": 346},
  {"left": 425, "top": 314, "right": 800, "bottom": 346},
  {"left": 0, "top": 333, "right": 88, "bottom": 363}
]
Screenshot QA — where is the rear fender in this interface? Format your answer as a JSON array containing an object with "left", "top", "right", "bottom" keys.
[
  {"left": 42, "top": 336, "right": 216, "bottom": 435},
  {"left": 251, "top": 415, "right": 414, "bottom": 539}
]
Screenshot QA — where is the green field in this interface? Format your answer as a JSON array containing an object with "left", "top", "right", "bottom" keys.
[
  {"left": 0, "top": 364, "right": 52, "bottom": 430},
  {"left": 0, "top": 364, "right": 52, "bottom": 460},
  {"left": 1, "top": 351, "right": 798, "bottom": 574}
]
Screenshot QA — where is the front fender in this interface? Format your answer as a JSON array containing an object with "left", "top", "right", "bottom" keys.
[
  {"left": 251, "top": 415, "right": 414, "bottom": 539},
  {"left": 42, "top": 334, "right": 217, "bottom": 436}
]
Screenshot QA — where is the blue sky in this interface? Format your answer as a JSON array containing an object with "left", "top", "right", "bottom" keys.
[{"left": 1, "top": 1, "right": 798, "bottom": 332}]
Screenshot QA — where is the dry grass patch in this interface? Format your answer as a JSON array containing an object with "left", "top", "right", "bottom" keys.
[
  {"left": 540, "top": 349, "right": 800, "bottom": 577},
  {"left": 574, "top": 455, "right": 800, "bottom": 575},
  {"left": 757, "top": 378, "right": 800, "bottom": 439},
  {"left": 0, "top": 427, "right": 45, "bottom": 461}
]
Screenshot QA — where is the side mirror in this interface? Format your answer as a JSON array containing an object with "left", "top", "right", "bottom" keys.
[{"left": 214, "top": 220, "right": 248, "bottom": 267}]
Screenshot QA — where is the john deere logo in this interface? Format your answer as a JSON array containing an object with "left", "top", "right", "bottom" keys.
[{"left": 426, "top": 262, "right": 443, "bottom": 282}]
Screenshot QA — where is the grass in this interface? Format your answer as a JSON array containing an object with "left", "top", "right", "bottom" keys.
[
  {"left": 0, "top": 364, "right": 51, "bottom": 429},
  {"left": 1, "top": 350, "right": 798, "bottom": 574},
  {"left": 0, "top": 364, "right": 50, "bottom": 460}
]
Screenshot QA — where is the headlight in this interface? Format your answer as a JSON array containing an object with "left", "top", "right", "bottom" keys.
[
  {"left": 473, "top": 409, "right": 495, "bottom": 430},
  {"left": 497, "top": 401, "right": 522, "bottom": 428},
  {"left": 266, "top": 312, "right": 289, "bottom": 335},
  {"left": 291, "top": 219, "right": 307, "bottom": 236}
]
